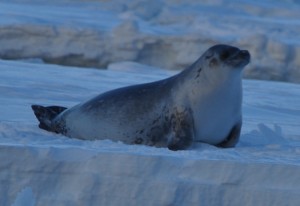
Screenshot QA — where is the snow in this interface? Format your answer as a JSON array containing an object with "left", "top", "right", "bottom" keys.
[
  {"left": 0, "top": 0, "right": 300, "bottom": 205},
  {"left": 1, "top": 60, "right": 300, "bottom": 205},
  {"left": 0, "top": 0, "right": 300, "bottom": 82}
]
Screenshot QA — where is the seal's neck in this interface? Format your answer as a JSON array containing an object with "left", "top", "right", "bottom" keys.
[{"left": 175, "top": 65, "right": 243, "bottom": 103}]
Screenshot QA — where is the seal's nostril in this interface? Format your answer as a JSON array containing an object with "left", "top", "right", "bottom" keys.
[
  {"left": 240, "top": 50, "right": 249, "bottom": 55},
  {"left": 238, "top": 50, "right": 250, "bottom": 58}
]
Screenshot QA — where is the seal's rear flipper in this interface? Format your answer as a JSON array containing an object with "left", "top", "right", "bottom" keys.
[{"left": 31, "top": 105, "right": 67, "bottom": 132}]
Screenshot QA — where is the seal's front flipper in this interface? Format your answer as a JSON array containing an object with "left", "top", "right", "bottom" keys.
[
  {"left": 216, "top": 122, "right": 241, "bottom": 148},
  {"left": 31, "top": 105, "right": 67, "bottom": 132},
  {"left": 167, "top": 108, "right": 194, "bottom": 151}
]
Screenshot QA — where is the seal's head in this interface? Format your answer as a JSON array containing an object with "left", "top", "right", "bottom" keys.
[{"left": 199, "top": 44, "right": 250, "bottom": 83}]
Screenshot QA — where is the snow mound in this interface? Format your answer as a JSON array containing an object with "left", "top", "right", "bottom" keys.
[
  {"left": 2, "top": 144, "right": 300, "bottom": 206},
  {"left": 0, "top": 0, "right": 300, "bottom": 82}
]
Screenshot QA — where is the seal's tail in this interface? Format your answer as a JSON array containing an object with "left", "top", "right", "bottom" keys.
[{"left": 31, "top": 105, "right": 67, "bottom": 132}]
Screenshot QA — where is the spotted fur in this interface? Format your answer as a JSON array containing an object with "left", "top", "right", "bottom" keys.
[{"left": 31, "top": 44, "right": 250, "bottom": 150}]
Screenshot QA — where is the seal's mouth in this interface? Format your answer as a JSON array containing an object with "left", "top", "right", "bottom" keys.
[{"left": 227, "top": 50, "right": 250, "bottom": 68}]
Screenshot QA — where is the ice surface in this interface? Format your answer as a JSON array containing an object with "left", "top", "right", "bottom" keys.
[
  {"left": 0, "top": 60, "right": 299, "bottom": 205},
  {"left": 12, "top": 187, "right": 35, "bottom": 206},
  {"left": 1, "top": 0, "right": 300, "bottom": 205},
  {"left": 0, "top": 0, "right": 300, "bottom": 82}
]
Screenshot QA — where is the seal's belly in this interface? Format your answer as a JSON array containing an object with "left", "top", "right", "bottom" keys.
[
  {"left": 193, "top": 103, "right": 241, "bottom": 145},
  {"left": 195, "top": 116, "right": 235, "bottom": 144}
]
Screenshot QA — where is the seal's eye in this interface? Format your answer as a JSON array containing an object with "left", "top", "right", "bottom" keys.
[{"left": 220, "top": 51, "right": 231, "bottom": 60}]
